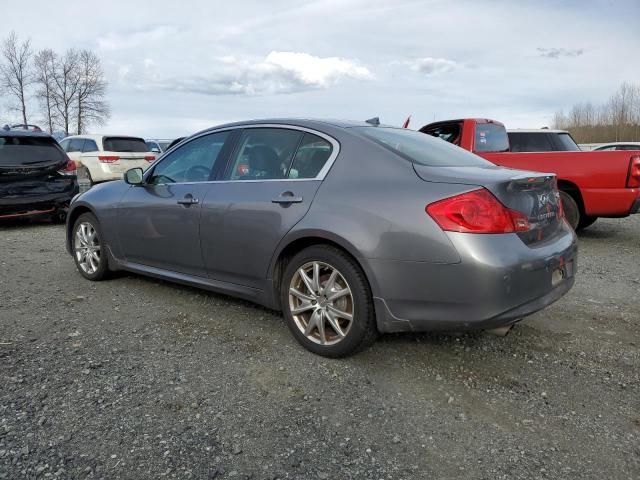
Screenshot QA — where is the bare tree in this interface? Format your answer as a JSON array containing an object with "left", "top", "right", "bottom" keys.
[
  {"left": 0, "top": 32, "right": 33, "bottom": 125},
  {"left": 33, "top": 49, "right": 58, "bottom": 133},
  {"left": 75, "top": 50, "right": 109, "bottom": 134},
  {"left": 51, "top": 49, "right": 80, "bottom": 135}
]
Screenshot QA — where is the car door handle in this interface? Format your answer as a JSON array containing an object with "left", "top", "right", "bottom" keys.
[
  {"left": 177, "top": 195, "right": 199, "bottom": 206},
  {"left": 272, "top": 192, "right": 303, "bottom": 204}
]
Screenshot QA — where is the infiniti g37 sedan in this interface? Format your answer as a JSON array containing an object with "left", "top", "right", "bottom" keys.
[{"left": 65, "top": 119, "right": 577, "bottom": 357}]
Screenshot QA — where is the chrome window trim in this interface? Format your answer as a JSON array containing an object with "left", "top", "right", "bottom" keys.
[{"left": 144, "top": 123, "right": 340, "bottom": 185}]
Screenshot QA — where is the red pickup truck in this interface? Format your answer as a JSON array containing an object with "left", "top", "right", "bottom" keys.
[{"left": 419, "top": 119, "right": 640, "bottom": 230}]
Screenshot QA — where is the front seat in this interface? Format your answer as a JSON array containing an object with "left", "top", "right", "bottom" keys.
[{"left": 248, "top": 145, "right": 282, "bottom": 179}]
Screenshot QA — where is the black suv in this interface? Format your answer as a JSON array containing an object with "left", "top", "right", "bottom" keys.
[{"left": 0, "top": 129, "right": 78, "bottom": 221}]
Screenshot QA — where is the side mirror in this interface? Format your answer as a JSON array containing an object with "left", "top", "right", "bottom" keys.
[{"left": 124, "top": 167, "right": 144, "bottom": 185}]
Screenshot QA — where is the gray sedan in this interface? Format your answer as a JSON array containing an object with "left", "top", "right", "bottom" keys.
[{"left": 66, "top": 119, "right": 577, "bottom": 357}]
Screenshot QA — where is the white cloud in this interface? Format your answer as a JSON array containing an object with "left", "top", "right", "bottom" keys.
[
  {"left": 403, "top": 57, "right": 458, "bottom": 76},
  {"left": 97, "top": 26, "right": 177, "bottom": 51},
  {"left": 137, "top": 51, "right": 373, "bottom": 96},
  {"left": 537, "top": 47, "right": 585, "bottom": 59}
]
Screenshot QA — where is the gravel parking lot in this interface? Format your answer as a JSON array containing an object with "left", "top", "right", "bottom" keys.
[{"left": 0, "top": 216, "right": 638, "bottom": 479}]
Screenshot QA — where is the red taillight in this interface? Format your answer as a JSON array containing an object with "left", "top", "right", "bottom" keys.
[
  {"left": 426, "top": 188, "right": 530, "bottom": 234},
  {"left": 98, "top": 155, "right": 119, "bottom": 163},
  {"left": 144, "top": 155, "right": 156, "bottom": 162},
  {"left": 58, "top": 159, "right": 77, "bottom": 176},
  {"left": 627, "top": 155, "right": 640, "bottom": 188}
]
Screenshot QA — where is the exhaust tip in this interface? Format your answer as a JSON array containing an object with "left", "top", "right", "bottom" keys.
[{"left": 485, "top": 325, "right": 514, "bottom": 337}]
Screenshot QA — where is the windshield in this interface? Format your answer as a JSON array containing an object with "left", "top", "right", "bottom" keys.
[
  {"left": 103, "top": 137, "right": 149, "bottom": 152},
  {"left": 0, "top": 135, "right": 66, "bottom": 166},
  {"left": 354, "top": 127, "right": 493, "bottom": 167}
]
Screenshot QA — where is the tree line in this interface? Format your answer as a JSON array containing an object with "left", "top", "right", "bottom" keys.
[
  {"left": 0, "top": 32, "right": 110, "bottom": 135},
  {"left": 552, "top": 82, "right": 640, "bottom": 144}
]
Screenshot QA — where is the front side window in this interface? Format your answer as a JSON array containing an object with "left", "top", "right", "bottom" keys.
[
  {"left": 68, "top": 138, "right": 85, "bottom": 152},
  {"left": 148, "top": 131, "right": 230, "bottom": 185},
  {"left": 355, "top": 126, "right": 493, "bottom": 167},
  {"left": 226, "top": 128, "right": 303, "bottom": 180},
  {"left": 82, "top": 139, "right": 98, "bottom": 153}
]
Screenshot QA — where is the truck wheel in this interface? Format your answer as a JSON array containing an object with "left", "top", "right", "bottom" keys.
[
  {"left": 559, "top": 191, "right": 579, "bottom": 230},
  {"left": 577, "top": 216, "right": 597, "bottom": 231}
]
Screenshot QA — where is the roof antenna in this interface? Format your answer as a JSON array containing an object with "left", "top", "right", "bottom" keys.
[{"left": 365, "top": 117, "right": 380, "bottom": 126}]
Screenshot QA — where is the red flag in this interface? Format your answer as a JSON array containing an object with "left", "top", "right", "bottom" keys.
[{"left": 402, "top": 115, "right": 411, "bottom": 128}]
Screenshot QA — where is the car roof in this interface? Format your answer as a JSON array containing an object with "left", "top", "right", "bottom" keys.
[
  {"left": 595, "top": 142, "right": 640, "bottom": 147},
  {"left": 507, "top": 129, "right": 570, "bottom": 134},
  {"left": 0, "top": 129, "right": 53, "bottom": 138},
  {"left": 63, "top": 134, "right": 145, "bottom": 140},
  {"left": 195, "top": 118, "right": 400, "bottom": 136}
]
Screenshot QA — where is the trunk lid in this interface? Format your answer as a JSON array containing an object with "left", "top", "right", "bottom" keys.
[{"left": 414, "top": 164, "right": 564, "bottom": 244}]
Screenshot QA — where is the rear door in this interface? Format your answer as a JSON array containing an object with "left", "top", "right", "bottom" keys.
[
  {"left": 200, "top": 126, "right": 337, "bottom": 289},
  {"left": 116, "top": 131, "right": 234, "bottom": 276}
]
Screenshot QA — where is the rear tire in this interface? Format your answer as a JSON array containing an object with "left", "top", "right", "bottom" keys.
[
  {"left": 577, "top": 215, "right": 597, "bottom": 231},
  {"left": 72, "top": 212, "right": 109, "bottom": 281},
  {"left": 559, "top": 191, "right": 579, "bottom": 230},
  {"left": 280, "top": 245, "right": 378, "bottom": 358}
]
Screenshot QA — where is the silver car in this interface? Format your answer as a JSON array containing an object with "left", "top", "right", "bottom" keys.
[{"left": 66, "top": 119, "right": 577, "bottom": 357}]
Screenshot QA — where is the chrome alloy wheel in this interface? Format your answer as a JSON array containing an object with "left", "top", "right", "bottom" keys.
[
  {"left": 75, "top": 221, "right": 101, "bottom": 274},
  {"left": 288, "top": 261, "right": 354, "bottom": 345}
]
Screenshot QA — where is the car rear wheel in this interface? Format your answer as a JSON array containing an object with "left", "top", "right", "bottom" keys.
[
  {"left": 72, "top": 213, "right": 109, "bottom": 281},
  {"left": 281, "top": 245, "right": 377, "bottom": 357},
  {"left": 559, "top": 191, "right": 579, "bottom": 230}
]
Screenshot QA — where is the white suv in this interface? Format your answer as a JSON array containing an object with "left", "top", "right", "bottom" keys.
[{"left": 60, "top": 135, "right": 157, "bottom": 184}]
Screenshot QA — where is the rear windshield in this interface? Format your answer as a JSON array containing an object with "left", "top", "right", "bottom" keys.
[
  {"left": 354, "top": 127, "right": 493, "bottom": 167},
  {"left": 0, "top": 135, "right": 66, "bottom": 166},
  {"left": 475, "top": 123, "right": 509, "bottom": 152},
  {"left": 103, "top": 137, "right": 149, "bottom": 152}
]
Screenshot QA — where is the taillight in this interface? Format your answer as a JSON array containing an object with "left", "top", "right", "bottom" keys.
[
  {"left": 57, "top": 159, "right": 77, "bottom": 176},
  {"left": 144, "top": 155, "right": 156, "bottom": 162},
  {"left": 426, "top": 188, "right": 530, "bottom": 234},
  {"left": 98, "top": 155, "right": 119, "bottom": 163},
  {"left": 627, "top": 155, "right": 640, "bottom": 188}
]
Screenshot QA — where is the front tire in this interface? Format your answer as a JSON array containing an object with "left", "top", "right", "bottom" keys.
[
  {"left": 281, "top": 245, "right": 377, "bottom": 358},
  {"left": 72, "top": 213, "right": 109, "bottom": 281}
]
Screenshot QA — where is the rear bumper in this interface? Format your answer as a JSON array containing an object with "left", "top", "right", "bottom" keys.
[
  {"left": 368, "top": 223, "right": 578, "bottom": 333},
  {"left": 0, "top": 184, "right": 79, "bottom": 219},
  {"left": 90, "top": 160, "right": 152, "bottom": 182}
]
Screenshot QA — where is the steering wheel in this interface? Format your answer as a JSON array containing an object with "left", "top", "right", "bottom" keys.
[{"left": 185, "top": 165, "right": 210, "bottom": 182}]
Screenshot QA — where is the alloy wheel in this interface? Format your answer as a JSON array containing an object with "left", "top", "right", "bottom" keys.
[
  {"left": 75, "top": 221, "right": 101, "bottom": 274},
  {"left": 288, "top": 261, "right": 354, "bottom": 345}
]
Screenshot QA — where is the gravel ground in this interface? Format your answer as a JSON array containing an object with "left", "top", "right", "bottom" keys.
[{"left": 0, "top": 215, "right": 638, "bottom": 479}]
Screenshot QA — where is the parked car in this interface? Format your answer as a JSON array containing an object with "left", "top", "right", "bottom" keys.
[
  {"left": 60, "top": 135, "right": 157, "bottom": 185},
  {"left": 166, "top": 137, "right": 186, "bottom": 150},
  {"left": 592, "top": 142, "right": 640, "bottom": 151},
  {"left": 145, "top": 139, "right": 174, "bottom": 153},
  {"left": 507, "top": 129, "right": 580, "bottom": 152},
  {"left": 66, "top": 119, "right": 577, "bottom": 357},
  {"left": 420, "top": 119, "right": 640, "bottom": 230},
  {"left": 0, "top": 129, "right": 78, "bottom": 221}
]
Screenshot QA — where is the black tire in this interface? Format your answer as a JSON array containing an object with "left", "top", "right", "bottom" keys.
[
  {"left": 280, "top": 245, "right": 378, "bottom": 358},
  {"left": 71, "top": 212, "right": 110, "bottom": 281},
  {"left": 559, "top": 191, "right": 579, "bottom": 230},
  {"left": 51, "top": 209, "right": 66, "bottom": 224},
  {"left": 577, "top": 215, "right": 598, "bottom": 231}
]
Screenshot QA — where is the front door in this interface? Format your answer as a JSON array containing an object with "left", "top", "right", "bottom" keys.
[
  {"left": 200, "top": 127, "right": 336, "bottom": 289},
  {"left": 116, "top": 131, "right": 233, "bottom": 276}
]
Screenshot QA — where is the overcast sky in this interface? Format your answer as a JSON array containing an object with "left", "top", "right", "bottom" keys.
[{"left": 3, "top": 0, "right": 639, "bottom": 137}]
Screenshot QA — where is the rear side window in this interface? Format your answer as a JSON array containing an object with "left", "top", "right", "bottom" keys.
[
  {"left": 289, "top": 133, "right": 333, "bottom": 178},
  {"left": 421, "top": 123, "right": 462, "bottom": 145},
  {"left": 226, "top": 128, "right": 303, "bottom": 180},
  {"left": 355, "top": 127, "right": 493, "bottom": 167},
  {"left": 509, "top": 133, "right": 556, "bottom": 152},
  {"left": 103, "top": 137, "right": 148, "bottom": 152},
  {"left": 554, "top": 133, "right": 580, "bottom": 151},
  {"left": 0, "top": 135, "right": 66, "bottom": 166},
  {"left": 474, "top": 123, "right": 509, "bottom": 152}
]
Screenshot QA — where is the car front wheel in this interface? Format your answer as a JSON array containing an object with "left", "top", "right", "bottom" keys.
[
  {"left": 281, "top": 245, "right": 377, "bottom": 357},
  {"left": 72, "top": 213, "right": 109, "bottom": 280}
]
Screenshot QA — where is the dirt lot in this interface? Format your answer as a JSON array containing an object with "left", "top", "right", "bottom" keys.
[{"left": 0, "top": 215, "right": 638, "bottom": 480}]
